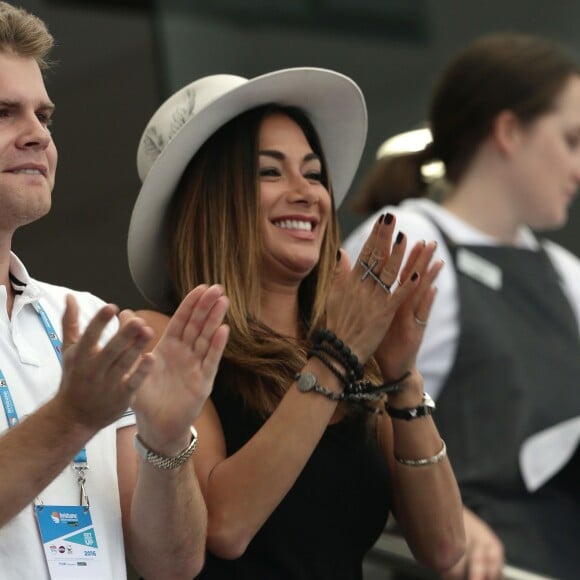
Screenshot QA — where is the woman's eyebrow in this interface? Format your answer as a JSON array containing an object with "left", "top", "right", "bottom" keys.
[{"left": 259, "top": 150, "right": 320, "bottom": 162}]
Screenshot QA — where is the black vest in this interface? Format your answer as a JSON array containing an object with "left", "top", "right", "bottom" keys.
[{"left": 435, "top": 232, "right": 580, "bottom": 579}]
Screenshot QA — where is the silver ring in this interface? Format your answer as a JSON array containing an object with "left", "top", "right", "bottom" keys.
[
  {"left": 358, "top": 258, "right": 378, "bottom": 281},
  {"left": 414, "top": 316, "right": 428, "bottom": 327},
  {"left": 358, "top": 258, "right": 393, "bottom": 294},
  {"left": 376, "top": 278, "right": 391, "bottom": 295}
]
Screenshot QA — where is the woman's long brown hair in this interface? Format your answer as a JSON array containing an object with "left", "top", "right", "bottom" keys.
[{"left": 167, "top": 104, "right": 341, "bottom": 416}]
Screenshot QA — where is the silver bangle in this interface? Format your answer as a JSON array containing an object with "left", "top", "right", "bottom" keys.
[
  {"left": 395, "top": 439, "right": 447, "bottom": 467},
  {"left": 134, "top": 426, "right": 198, "bottom": 470}
]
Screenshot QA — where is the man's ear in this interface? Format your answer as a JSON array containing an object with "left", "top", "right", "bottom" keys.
[{"left": 491, "top": 110, "right": 522, "bottom": 156}]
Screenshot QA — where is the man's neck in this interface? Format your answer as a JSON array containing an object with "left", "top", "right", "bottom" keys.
[{"left": 0, "top": 234, "right": 15, "bottom": 316}]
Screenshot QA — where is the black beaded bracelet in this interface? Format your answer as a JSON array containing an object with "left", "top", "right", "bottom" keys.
[
  {"left": 311, "top": 328, "right": 364, "bottom": 381},
  {"left": 309, "top": 343, "right": 360, "bottom": 389},
  {"left": 307, "top": 348, "right": 350, "bottom": 388},
  {"left": 345, "top": 372, "right": 410, "bottom": 401},
  {"left": 371, "top": 371, "right": 411, "bottom": 396}
]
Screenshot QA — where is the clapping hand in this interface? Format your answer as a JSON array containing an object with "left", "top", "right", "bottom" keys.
[
  {"left": 326, "top": 214, "right": 421, "bottom": 366},
  {"left": 128, "top": 284, "right": 230, "bottom": 454},
  {"left": 373, "top": 235, "right": 443, "bottom": 383},
  {"left": 57, "top": 295, "right": 154, "bottom": 432}
]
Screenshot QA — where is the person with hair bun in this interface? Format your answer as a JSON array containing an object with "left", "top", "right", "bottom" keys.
[{"left": 345, "top": 33, "right": 580, "bottom": 580}]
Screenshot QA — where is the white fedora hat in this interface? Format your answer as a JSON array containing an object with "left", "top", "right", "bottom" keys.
[{"left": 128, "top": 67, "right": 367, "bottom": 307}]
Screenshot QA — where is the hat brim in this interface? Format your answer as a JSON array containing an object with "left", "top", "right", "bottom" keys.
[{"left": 128, "top": 67, "right": 367, "bottom": 308}]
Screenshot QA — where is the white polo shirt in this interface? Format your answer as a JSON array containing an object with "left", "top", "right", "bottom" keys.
[{"left": 0, "top": 253, "right": 134, "bottom": 580}]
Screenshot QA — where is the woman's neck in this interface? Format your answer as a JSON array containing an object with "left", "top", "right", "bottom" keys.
[{"left": 259, "top": 283, "right": 301, "bottom": 338}]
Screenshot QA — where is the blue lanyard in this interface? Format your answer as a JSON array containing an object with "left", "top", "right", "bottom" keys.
[{"left": 1, "top": 300, "right": 87, "bottom": 464}]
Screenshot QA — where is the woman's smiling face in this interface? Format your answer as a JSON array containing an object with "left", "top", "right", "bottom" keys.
[{"left": 258, "top": 112, "right": 331, "bottom": 285}]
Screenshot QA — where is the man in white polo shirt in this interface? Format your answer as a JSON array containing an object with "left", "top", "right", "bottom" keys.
[{"left": 0, "top": 3, "right": 229, "bottom": 578}]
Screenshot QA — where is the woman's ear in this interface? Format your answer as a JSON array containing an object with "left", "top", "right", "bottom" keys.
[{"left": 491, "top": 109, "right": 522, "bottom": 156}]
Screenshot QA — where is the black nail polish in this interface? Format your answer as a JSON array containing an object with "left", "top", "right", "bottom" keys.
[
  {"left": 385, "top": 213, "right": 394, "bottom": 225},
  {"left": 395, "top": 231, "right": 404, "bottom": 244},
  {"left": 378, "top": 213, "right": 384, "bottom": 224},
  {"left": 336, "top": 250, "right": 341, "bottom": 262},
  {"left": 411, "top": 272, "right": 419, "bottom": 281}
]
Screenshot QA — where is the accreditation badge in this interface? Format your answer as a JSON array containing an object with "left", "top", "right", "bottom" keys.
[{"left": 35, "top": 505, "right": 106, "bottom": 579}]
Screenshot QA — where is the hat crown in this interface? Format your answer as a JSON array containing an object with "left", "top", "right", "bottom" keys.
[{"left": 137, "top": 74, "right": 248, "bottom": 181}]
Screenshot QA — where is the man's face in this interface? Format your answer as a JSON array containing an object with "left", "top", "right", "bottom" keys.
[{"left": 0, "top": 52, "right": 57, "bottom": 232}]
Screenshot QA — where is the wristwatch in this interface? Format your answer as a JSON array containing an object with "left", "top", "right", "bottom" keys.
[
  {"left": 134, "top": 426, "right": 198, "bottom": 469},
  {"left": 295, "top": 372, "right": 343, "bottom": 401},
  {"left": 386, "top": 392, "right": 436, "bottom": 420}
]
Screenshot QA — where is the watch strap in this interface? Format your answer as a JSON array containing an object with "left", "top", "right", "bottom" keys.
[
  {"left": 134, "top": 426, "right": 198, "bottom": 469},
  {"left": 386, "top": 393, "right": 436, "bottom": 420}
]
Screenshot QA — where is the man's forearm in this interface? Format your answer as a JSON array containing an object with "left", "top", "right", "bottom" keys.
[
  {"left": 0, "top": 397, "right": 95, "bottom": 526},
  {"left": 128, "top": 457, "right": 207, "bottom": 579}
]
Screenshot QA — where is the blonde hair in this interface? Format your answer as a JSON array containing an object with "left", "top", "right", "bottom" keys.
[
  {"left": 0, "top": 2, "right": 54, "bottom": 69},
  {"left": 167, "top": 104, "right": 340, "bottom": 415}
]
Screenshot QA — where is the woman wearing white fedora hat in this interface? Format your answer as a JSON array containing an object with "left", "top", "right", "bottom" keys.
[{"left": 128, "top": 67, "right": 465, "bottom": 578}]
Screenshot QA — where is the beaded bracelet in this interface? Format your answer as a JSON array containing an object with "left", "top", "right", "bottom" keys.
[
  {"left": 348, "top": 371, "right": 411, "bottom": 399},
  {"left": 311, "top": 329, "right": 364, "bottom": 381},
  {"left": 309, "top": 342, "right": 351, "bottom": 376},
  {"left": 307, "top": 348, "right": 350, "bottom": 388},
  {"left": 395, "top": 439, "right": 447, "bottom": 467}
]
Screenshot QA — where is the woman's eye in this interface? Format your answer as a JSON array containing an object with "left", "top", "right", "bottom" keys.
[
  {"left": 305, "top": 171, "right": 323, "bottom": 182},
  {"left": 259, "top": 168, "right": 280, "bottom": 177}
]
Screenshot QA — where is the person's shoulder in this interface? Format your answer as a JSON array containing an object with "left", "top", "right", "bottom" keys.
[
  {"left": 35, "top": 279, "right": 108, "bottom": 314},
  {"left": 391, "top": 199, "right": 444, "bottom": 238},
  {"left": 30, "top": 279, "right": 119, "bottom": 339}
]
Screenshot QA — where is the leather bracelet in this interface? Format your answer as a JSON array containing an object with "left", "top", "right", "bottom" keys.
[
  {"left": 134, "top": 426, "right": 198, "bottom": 470},
  {"left": 395, "top": 439, "right": 447, "bottom": 467},
  {"left": 385, "top": 392, "right": 436, "bottom": 420}
]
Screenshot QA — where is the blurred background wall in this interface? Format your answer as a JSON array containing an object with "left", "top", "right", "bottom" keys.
[{"left": 12, "top": 0, "right": 580, "bottom": 311}]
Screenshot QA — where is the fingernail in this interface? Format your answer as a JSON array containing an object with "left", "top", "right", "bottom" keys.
[
  {"left": 336, "top": 250, "right": 341, "bottom": 262},
  {"left": 395, "top": 231, "right": 404, "bottom": 244},
  {"left": 411, "top": 272, "right": 419, "bottom": 281},
  {"left": 385, "top": 213, "right": 394, "bottom": 225},
  {"left": 378, "top": 213, "right": 384, "bottom": 224}
]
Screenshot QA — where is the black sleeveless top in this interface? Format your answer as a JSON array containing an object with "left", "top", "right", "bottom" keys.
[{"left": 197, "top": 362, "right": 392, "bottom": 580}]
